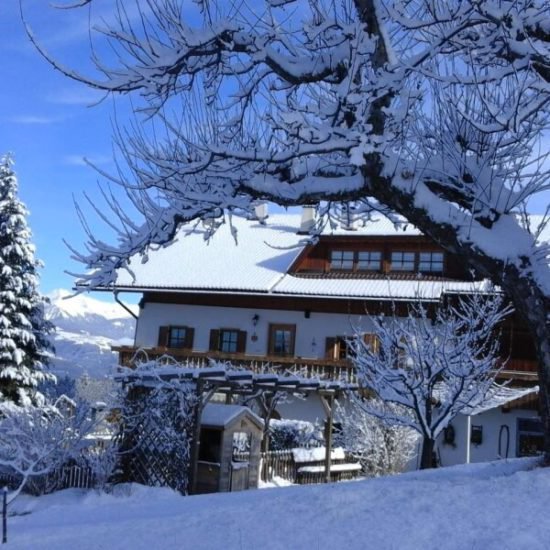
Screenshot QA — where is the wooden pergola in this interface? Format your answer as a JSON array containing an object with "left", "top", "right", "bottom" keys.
[{"left": 117, "top": 365, "right": 359, "bottom": 493}]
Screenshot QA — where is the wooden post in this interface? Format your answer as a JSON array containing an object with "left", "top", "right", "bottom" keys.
[
  {"left": 465, "top": 415, "right": 472, "bottom": 465},
  {"left": 320, "top": 393, "right": 335, "bottom": 484},
  {"left": 2, "top": 486, "right": 7, "bottom": 544},
  {"left": 188, "top": 381, "right": 204, "bottom": 495}
]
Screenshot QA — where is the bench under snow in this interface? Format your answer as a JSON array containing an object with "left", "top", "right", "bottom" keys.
[
  {"left": 292, "top": 447, "right": 361, "bottom": 475},
  {"left": 292, "top": 447, "right": 346, "bottom": 463}
]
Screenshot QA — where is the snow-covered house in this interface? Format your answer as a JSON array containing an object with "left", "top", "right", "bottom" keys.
[{"left": 97, "top": 209, "right": 543, "bottom": 463}]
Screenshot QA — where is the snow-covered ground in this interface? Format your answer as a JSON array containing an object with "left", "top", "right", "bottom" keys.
[
  {"left": 45, "top": 289, "right": 137, "bottom": 378},
  {"left": 6, "top": 458, "right": 549, "bottom": 550}
]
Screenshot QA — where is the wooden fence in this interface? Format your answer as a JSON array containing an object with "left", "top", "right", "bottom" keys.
[
  {"left": 0, "top": 464, "right": 95, "bottom": 496},
  {"left": 255, "top": 448, "right": 362, "bottom": 485},
  {"left": 260, "top": 450, "right": 297, "bottom": 483}
]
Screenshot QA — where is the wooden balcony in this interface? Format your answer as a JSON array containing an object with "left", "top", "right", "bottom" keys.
[
  {"left": 112, "top": 347, "right": 539, "bottom": 384},
  {"left": 112, "top": 346, "right": 356, "bottom": 382}
]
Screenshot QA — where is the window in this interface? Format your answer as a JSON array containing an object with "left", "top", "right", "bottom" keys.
[
  {"left": 325, "top": 337, "right": 351, "bottom": 360},
  {"left": 418, "top": 252, "right": 444, "bottom": 273},
  {"left": 391, "top": 251, "right": 415, "bottom": 271},
  {"left": 517, "top": 418, "right": 544, "bottom": 457},
  {"left": 357, "top": 251, "right": 382, "bottom": 271},
  {"left": 363, "top": 333, "right": 381, "bottom": 354},
  {"left": 209, "top": 329, "right": 247, "bottom": 354},
  {"left": 268, "top": 324, "right": 296, "bottom": 356},
  {"left": 220, "top": 329, "right": 239, "bottom": 353},
  {"left": 158, "top": 325, "right": 194, "bottom": 349},
  {"left": 168, "top": 327, "right": 187, "bottom": 348},
  {"left": 330, "top": 250, "right": 354, "bottom": 270}
]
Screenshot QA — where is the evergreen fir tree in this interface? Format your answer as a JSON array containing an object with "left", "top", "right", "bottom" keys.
[{"left": 0, "top": 155, "right": 53, "bottom": 406}]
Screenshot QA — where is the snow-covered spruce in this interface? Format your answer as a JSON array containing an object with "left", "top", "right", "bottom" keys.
[
  {"left": 26, "top": 2, "right": 550, "bottom": 458},
  {"left": 0, "top": 156, "right": 53, "bottom": 406},
  {"left": 350, "top": 294, "right": 510, "bottom": 469}
]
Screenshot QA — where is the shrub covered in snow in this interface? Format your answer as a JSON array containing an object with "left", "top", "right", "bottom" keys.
[
  {"left": 0, "top": 398, "right": 117, "bottom": 501},
  {"left": 268, "top": 419, "right": 322, "bottom": 451},
  {"left": 335, "top": 398, "right": 418, "bottom": 477}
]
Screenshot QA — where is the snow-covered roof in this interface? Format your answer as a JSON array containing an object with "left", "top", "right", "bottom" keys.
[
  {"left": 111, "top": 213, "right": 549, "bottom": 300},
  {"left": 464, "top": 385, "right": 539, "bottom": 416},
  {"left": 201, "top": 403, "right": 263, "bottom": 429},
  {"left": 116, "top": 215, "right": 304, "bottom": 292},
  {"left": 273, "top": 275, "right": 492, "bottom": 300}
]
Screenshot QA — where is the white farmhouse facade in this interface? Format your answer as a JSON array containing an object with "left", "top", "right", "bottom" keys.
[{"left": 95, "top": 210, "right": 544, "bottom": 465}]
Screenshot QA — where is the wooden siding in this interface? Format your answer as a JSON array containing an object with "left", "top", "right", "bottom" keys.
[
  {"left": 142, "top": 291, "right": 431, "bottom": 316},
  {"left": 290, "top": 235, "right": 472, "bottom": 280}
]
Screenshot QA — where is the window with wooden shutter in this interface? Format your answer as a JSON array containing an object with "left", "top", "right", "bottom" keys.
[
  {"left": 325, "top": 337, "right": 337, "bottom": 359},
  {"left": 209, "top": 329, "right": 220, "bottom": 352},
  {"left": 363, "top": 333, "right": 380, "bottom": 354},
  {"left": 158, "top": 326, "right": 169, "bottom": 347},
  {"left": 162, "top": 326, "right": 194, "bottom": 349},
  {"left": 209, "top": 328, "right": 246, "bottom": 354},
  {"left": 236, "top": 331, "right": 247, "bottom": 354},
  {"left": 184, "top": 327, "right": 195, "bottom": 349},
  {"left": 325, "top": 336, "right": 351, "bottom": 359},
  {"left": 268, "top": 324, "right": 296, "bottom": 357}
]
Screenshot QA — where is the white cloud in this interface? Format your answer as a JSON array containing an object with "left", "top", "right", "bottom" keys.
[
  {"left": 9, "top": 115, "right": 61, "bottom": 125},
  {"left": 63, "top": 154, "right": 113, "bottom": 167},
  {"left": 47, "top": 87, "right": 106, "bottom": 106}
]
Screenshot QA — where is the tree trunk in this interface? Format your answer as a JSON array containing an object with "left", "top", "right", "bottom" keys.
[
  {"left": 420, "top": 437, "right": 436, "bottom": 469},
  {"left": 502, "top": 276, "right": 550, "bottom": 464}
]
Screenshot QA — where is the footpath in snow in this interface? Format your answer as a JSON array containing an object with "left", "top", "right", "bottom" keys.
[{"left": 6, "top": 458, "right": 549, "bottom": 550}]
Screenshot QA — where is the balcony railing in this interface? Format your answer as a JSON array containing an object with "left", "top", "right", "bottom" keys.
[
  {"left": 112, "top": 347, "right": 539, "bottom": 384},
  {"left": 112, "top": 346, "right": 357, "bottom": 382}
]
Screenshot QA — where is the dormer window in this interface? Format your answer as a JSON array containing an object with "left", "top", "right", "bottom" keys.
[
  {"left": 391, "top": 251, "right": 415, "bottom": 271},
  {"left": 330, "top": 250, "right": 354, "bottom": 270},
  {"left": 419, "top": 252, "right": 444, "bottom": 273},
  {"left": 330, "top": 250, "right": 382, "bottom": 272},
  {"left": 357, "top": 251, "right": 382, "bottom": 271}
]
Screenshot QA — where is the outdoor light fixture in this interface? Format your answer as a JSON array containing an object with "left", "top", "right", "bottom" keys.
[{"left": 252, "top": 314, "right": 260, "bottom": 326}]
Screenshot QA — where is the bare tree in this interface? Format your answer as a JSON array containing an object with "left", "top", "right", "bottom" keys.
[
  {"left": 23, "top": 1, "right": 550, "bottom": 458},
  {"left": 335, "top": 398, "right": 418, "bottom": 476},
  {"left": 0, "top": 400, "right": 100, "bottom": 502},
  {"left": 350, "top": 294, "right": 510, "bottom": 469}
]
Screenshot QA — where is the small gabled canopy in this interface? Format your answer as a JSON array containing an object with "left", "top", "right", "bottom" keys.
[
  {"left": 201, "top": 403, "right": 263, "bottom": 431},
  {"left": 463, "top": 385, "right": 539, "bottom": 416}
]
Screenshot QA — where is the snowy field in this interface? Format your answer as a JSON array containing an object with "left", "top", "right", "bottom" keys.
[{"left": 6, "top": 458, "right": 549, "bottom": 550}]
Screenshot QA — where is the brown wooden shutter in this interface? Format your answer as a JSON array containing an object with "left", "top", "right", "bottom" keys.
[
  {"left": 184, "top": 327, "right": 195, "bottom": 350},
  {"left": 158, "top": 326, "right": 169, "bottom": 347},
  {"left": 363, "top": 333, "right": 380, "bottom": 354},
  {"left": 209, "top": 329, "right": 220, "bottom": 352},
  {"left": 237, "top": 331, "right": 247, "bottom": 354},
  {"left": 325, "top": 337, "right": 336, "bottom": 359}
]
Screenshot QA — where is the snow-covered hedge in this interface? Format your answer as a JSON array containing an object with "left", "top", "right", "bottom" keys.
[{"left": 268, "top": 419, "right": 322, "bottom": 451}]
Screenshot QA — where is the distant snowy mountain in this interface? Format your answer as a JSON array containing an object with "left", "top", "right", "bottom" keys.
[{"left": 45, "top": 289, "right": 138, "bottom": 379}]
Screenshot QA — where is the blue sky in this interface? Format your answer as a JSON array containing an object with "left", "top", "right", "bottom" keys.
[{"left": 0, "top": 1, "right": 133, "bottom": 297}]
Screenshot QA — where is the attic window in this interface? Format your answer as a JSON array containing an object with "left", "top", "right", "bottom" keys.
[
  {"left": 418, "top": 252, "right": 444, "bottom": 273},
  {"left": 357, "top": 251, "right": 382, "bottom": 271},
  {"left": 330, "top": 250, "right": 354, "bottom": 270},
  {"left": 391, "top": 251, "right": 415, "bottom": 271}
]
